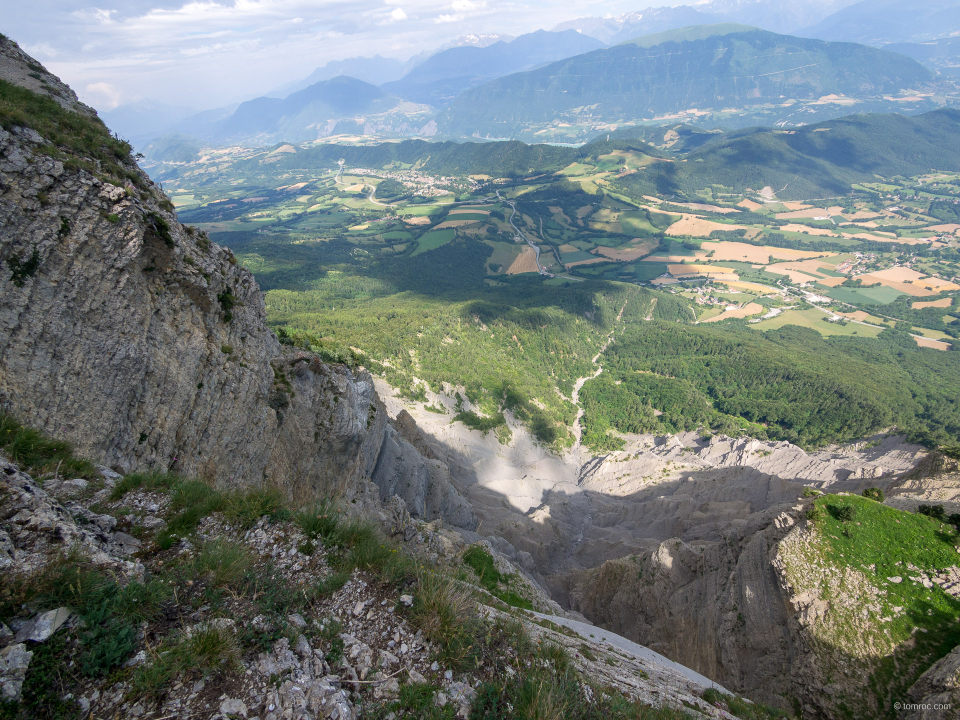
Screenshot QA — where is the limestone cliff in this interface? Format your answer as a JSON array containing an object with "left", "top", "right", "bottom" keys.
[{"left": 0, "top": 37, "right": 474, "bottom": 528}]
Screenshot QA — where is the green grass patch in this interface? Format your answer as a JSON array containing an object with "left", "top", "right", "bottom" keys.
[
  {"left": 632, "top": 262, "right": 669, "bottom": 281},
  {"left": 804, "top": 494, "right": 960, "bottom": 716},
  {"left": 0, "top": 413, "right": 96, "bottom": 478},
  {"left": 412, "top": 229, "right": 456, "bottom": 256},
  {"left": 462, "top": 546, "right": 533, "bottom": 610},
  {"left": 0, "top": 78, "right": 141, "bottom": 189},
  {"left": 827, "top": 286, "right": 905, "bottom": 306}
]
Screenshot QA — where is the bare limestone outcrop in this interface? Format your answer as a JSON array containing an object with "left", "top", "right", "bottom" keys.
[{"left": 0, "top": 37, "right": 474, "bottom": 529}]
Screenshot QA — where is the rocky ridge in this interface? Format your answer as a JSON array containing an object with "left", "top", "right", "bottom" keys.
[
  {"left": 0, "top": 35, "right": 472, "bottom": 531},
  {"left": 0, "top": 454, "right": 741, "bottom": 719}
]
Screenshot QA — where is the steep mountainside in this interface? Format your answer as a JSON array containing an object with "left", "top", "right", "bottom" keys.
[
  {"left": 439, "top": 26, "right": 938, "bottom": 138},
  {"left": 380, "top": 30, "right": 605, "bottom": 107},
  {"left": 0, "top": 36, "right": 473, "bottom": 528},
  {"left": 608, "top": 108, "right": 960, "bottom": 199},
  {"left": 217, "top": 76, "right": 404, "bottom": 144}
]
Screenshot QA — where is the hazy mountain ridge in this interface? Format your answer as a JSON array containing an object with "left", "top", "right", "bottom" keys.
[
  {"left": 439, "top": 26, "right": 939, "bottom": 140},
  {"left": 801, "top": 0, "right": 960, "bottom": 44},
  {"left": 381, "top": 29, "right": 605, "bottom": 107}
]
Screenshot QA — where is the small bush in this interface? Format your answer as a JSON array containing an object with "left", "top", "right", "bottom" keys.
[
  {"left": 144, "top": 212, "right": 173, "bottom": 248},
  {"left": 320, "top": 618, "right": 345, "bottom": 666},
  {"left": 133, "top": 624, "right": 239, "bottom": 700},
  {"left": 862, "top": 487, "right": 885, "bottom": 502},
  {"left": 6, "top": 247, "right": 40, "bottom": 287},
  {"left": 192, "top": 540, "right": 254, "bottom": 589},
  {"left": 836, "top": 505, "right": 856, "bottom": 522},
  {"left": 412, "top": 570, "right": 476, "bottom": 666},
  {"left": 919, "top": 504, "right": 946, "bottom": 521},
  {"left": 223, "top": 486, "right": 286, "bottom": 529},
  {"left": 948, "top": 513, "right": 960, "bottom": 533},
  {"left": 295, "top": 500, "right": 340, "bottom": 543},
  {"left": 218, "top": 288, "right": 237, "bottom": 322}
]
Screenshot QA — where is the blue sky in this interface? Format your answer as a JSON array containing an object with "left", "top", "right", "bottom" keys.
[{"left": 3, "top": 0, "right": 675, "bottom": 112}]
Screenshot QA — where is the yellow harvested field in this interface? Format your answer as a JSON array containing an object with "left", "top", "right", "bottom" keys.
[
  {"left": 669, "top": 263, "right": 737, "bottom": 277},
  {"left": 772, "top": 259, "right": 833, "bottom": 276},
  {"left": 702, "top": 302, "right": 764, "bottom": 322},
  {"left": 837, "top": 310, "right": 871, "bottom": 322},
  {"left": 506, "top": 246, "right": 540, "bottom": 274},
  {"left": 699, "top": 241, "right": 831, "bottom": 263},
  {"left": 913, "top": 297, "right": 953, "bottom": 309},
  {"left": 928, "top": 223, "right": 960, "bottom": 234},
  {"left": 737, "top": 199, "right": 764, "bottom": 211},
  {"left": 915, "top": 336, "right": 952, "bottom": 351},
  {"left": 817, "top": 277, "right": 848, "bottom": 287},
  {"left": 448, "top": 208, "right": 491, "bottom": 216},
  {"left": 671, "top": 201, "right": 739, "bottom": 214},
  {"left": 404, "top": 216, "right": 432, "bottom": 225},
  {"left": 869, "top": 267, "right": 926, "bottom": 283},
  {"left": 343, "top": 184, "right": 365, "bottom": 192},
  {"left": 781, "top": 224, "right": 839, "bottom": 237},
  {"left": 765, "top": 266, "right": 820, "bottom": 284},
  {"left": 596, "top": 240, "right": 656, "bottom": 261},
  {"left": 558, "top": 243, "right": 580, "bottom": 253},
  {"left": 641, "top": 253, "right": 709, "bottom": 262},
  {"left": 837, "top": 210, "right": 884, "bottom": 221},
  {"left": 859, "top": 272, "right": 935, "bottom": 297},
  {"left": 665, "top": 215, "right": 748, "bottom": 237},
  {"left": 921, "top": 277, "right": 960, "bottom": 291},
  {"left": 435, "top": 219, "right": 481, "bottom": 228},
  {"left": 566, "top": 257, "right": 609, "bottom": 268},
  {"left": 776, "top": 208, "right": 831, "bottom": 220},
  {"left": 843, "top": 231, "right": 921, "bottom": 244}
]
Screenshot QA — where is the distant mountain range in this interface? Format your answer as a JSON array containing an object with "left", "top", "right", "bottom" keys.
[
  {"left": 438, "top": 25, "right": 938, "bottom": 140},
  {"left": 555, "top": 0, "right": 861, "bottom": 42},
  {"left": 217, "top": 76, "right": 407, "bottom": 143},
  {"left": 269, "top": 56, "right": 408, "bottom": 98},
  {"left": 380, "top": 30, "right": 604, "bottom": 107},
  {"left": 801, "top": 0, "right": 960, "bottom": 44}
]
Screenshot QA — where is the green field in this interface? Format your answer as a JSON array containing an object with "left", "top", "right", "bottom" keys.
[
  {"left": 631, "top": 262, "right": 668, "bottom": 281},
  {"left": 827, "top": 286, "right": 905, "bottom": 305},
  {"left": 411, "top": 229, "right": 457, "bottom": 256},
  {"left": 751, "top": 308, "right": 884, "bottom": 337},
  {"left": 445, "top": 213, "right": 489, "bottom": 222},
  {"left": 560, "top": 250, "right": 598, "bottom": 263}
]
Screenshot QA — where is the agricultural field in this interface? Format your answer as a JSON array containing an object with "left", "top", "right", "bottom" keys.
[{"left": 156, "top": 132, "right": 960, "bottom": 453}]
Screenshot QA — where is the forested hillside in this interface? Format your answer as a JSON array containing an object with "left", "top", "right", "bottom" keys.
[{"left": 439, "top": 26, "right": 937, "bottom": 138}]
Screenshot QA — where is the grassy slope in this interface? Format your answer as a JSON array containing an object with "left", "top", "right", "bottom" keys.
[{"left": 779, "top": 495, "right": 960, "bottom": 718}]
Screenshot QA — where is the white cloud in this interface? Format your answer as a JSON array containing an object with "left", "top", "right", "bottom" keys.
[
  {"left": 451, "top": 0, "right": 484, "bottom": 11},
  {"left": 3, "top": 0, "right": 670, "bottom": 110},
  {"left": 83, "top": 81, "right": 123, "bottom": 109}
]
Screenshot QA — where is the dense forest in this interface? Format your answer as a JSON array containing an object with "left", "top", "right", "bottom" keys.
[{"left": 580, "top": 323, "right": 960, "bottom": 451}]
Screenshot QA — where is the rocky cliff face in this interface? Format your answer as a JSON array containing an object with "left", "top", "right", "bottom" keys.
[
  {"left": 565, "top": 503, "right": 807, "bottom": 711},
  {"left": 0, "top": 37, "right": 473, "bottom": 528}
]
